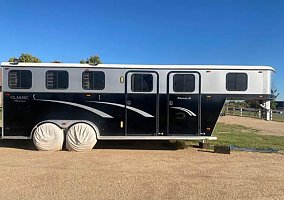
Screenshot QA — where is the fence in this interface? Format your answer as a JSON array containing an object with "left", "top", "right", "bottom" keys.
[{"left": 223, "top": 107, "right": 284, "bottom": 122}]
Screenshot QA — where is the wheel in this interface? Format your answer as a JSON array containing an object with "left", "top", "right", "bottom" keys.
[
  {"left": 33, "top": 123, "right": 64, "bottom": 151},
  {"left": 66, "top": 123, "right": 97, "bottom": 152}
]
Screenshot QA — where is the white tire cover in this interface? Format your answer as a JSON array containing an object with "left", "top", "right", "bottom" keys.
[
  {"left": 33, "top": 123, "right": 64, "bottom": 151},
  {"left": 66, "top": 123, "right": 97, "bottom": 152}
]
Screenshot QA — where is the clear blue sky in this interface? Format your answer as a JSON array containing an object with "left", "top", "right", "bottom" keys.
[{"left": 0, "top": 0, "right": 283, "bottom": 100}]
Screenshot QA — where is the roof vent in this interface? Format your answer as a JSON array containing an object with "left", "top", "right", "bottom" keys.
[
  {"left": 89, "top": 61, "right": 99, "bottom": 66},
  {"left": 11, "top": 58, "right": 19, "bottom": 65}
]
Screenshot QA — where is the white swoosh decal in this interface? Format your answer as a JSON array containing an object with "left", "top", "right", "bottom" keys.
[
  {"left": 35, "top": 99, "right": 113, "bottom": 118},
  {"left": 87, "top": 101, "right": 154, "bottom": 118},
  {"left": 171, "top": 107, "right": 196, "bottom": 117},
  {"left": 180, "top": 107, "right": 196, "bottom": 116}
]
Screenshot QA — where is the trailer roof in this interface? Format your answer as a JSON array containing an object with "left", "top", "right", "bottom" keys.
[{"left": 0, "top": 62, "right": 275, "bottom": 71}]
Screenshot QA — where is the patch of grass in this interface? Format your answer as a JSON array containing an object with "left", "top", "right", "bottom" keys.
[
  {"left": 272, "top": 113, "right": 284, "bottom": 122},
  {"left": 209, "top": 123, "right": 284, "bottom": 150}
]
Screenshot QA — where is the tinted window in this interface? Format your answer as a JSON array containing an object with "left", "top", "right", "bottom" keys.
[
  {"left": 226, "top": 73, "right": 248, "bottom": 91},
  {"left": 173, "top": 74, "right": 195, "bottom": 92},
  {"left": 8, "top": 70, "right": 32, "bottom": 89},
  {"left": 131, "top": 74, "right": 153, "bottom": 92},
  {"left": 46, "top": 70, "right": 68, "bottom": 89},
  {"left": 82, "top": 71, "right": 105, "bottom": 90}
]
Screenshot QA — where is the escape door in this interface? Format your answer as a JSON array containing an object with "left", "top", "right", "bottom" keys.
[
  {"left": 167, "top": 72, "right": 200, "bottom": 135},
  {"left": 125, "top": 71, "right": 158, "bottom": 135}
]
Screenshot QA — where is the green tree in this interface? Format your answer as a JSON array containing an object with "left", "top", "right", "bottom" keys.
[
  {"left": 8, "top": 53, "right": 41, "bottom": 63},
  {"left": 245, "top": 88, "right": 280, "bottom": 110},
  {"left": 271, "top": 88, "right": 280, "bottom": 110},
  {"left": 8, "top": 57, "right": 17, "bottom": 62},
  {"left": 80, "top": 55, "right": 102, "bottom": 65},
  {"left": 245, "top": 100, "right": 260, "bottom": 109}
]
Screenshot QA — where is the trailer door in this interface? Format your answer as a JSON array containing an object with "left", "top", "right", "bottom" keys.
[
  {"left": 125, "top": 71, "right": 158, "bottom": 135},
  {"left": 167, "top": 72, "right": 201, "bottom": 135}
]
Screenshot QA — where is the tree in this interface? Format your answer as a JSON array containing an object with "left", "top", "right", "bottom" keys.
[
  {"left": 8, "top": 53, "right": 41, "bottom": 63},
  {"left": 80, "top": 55, "right": 102, "bottom": 65},
  {"left": 8, "top": 57, "right": 17, "bottom": 62},
  {"left": 245, "top": 87, "right": 280, "bottom": 110},
  {"left": 271, "top": 88, "right": 280, "bottom": 110},
  {"left": 245, "top": 100, "right": 260, "bottom": 109}
]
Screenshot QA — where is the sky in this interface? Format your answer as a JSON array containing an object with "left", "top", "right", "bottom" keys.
[{"left": 0, "top": 0, "right": 283, "bottom": 100}]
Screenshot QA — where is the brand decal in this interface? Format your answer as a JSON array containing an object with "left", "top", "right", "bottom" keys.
[
  {"left": 10, "top": 96, "right": 29, "bottom": 100},
  {"left": 9, "top": 95, "right": 29, "bottom": 103},
  {"left": 177, "top": 96, "right": 191, "bottom": 100}
]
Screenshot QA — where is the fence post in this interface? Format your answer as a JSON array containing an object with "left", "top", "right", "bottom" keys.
[
  {"left": 264, "top": 100, "right": 271, "bottom": 121},
  {"left": 226, "top": 106, "right": 229, "bottom": 115}
]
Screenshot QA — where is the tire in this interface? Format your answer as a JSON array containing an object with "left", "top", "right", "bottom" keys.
[
  {"left": 66, "top": 123, "right": 97, "bottom": 152},
  {"left": 33, "top": 123, "right": 64, "bottom": 151}
]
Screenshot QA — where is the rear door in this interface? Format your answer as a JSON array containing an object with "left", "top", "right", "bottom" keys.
[
  {"left": 167, "top": 72, "right": 200, "bottom": 135},
  {"left": 125, "top": 71, "right": 159, "bottom": 135}
]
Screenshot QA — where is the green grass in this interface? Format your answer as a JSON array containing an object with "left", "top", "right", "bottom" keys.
[
  {"left": 272, "top": 113, "right": 284, "bottom": 122},
  {"left": 181, "top": 123, "right": 284, "bottom": 151},
  {"left": 209, "top": 123, "right": 284, "bottom": 150}
]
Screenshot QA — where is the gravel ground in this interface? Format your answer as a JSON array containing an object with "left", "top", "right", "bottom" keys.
[
  {"left": 219, "top": 116, "right": 284, "bottom": 136},
  {"left": 0, "top": 140, "right": 283, "bottom": 200}
]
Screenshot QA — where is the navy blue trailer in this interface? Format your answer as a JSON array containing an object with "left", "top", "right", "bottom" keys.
[{"left": 0, "top": 62, "right": 275, "bottom": 151}]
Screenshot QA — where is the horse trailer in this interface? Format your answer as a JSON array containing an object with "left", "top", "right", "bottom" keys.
[{"left": 0, "top": 62, "right": 275, "bottom": 151}]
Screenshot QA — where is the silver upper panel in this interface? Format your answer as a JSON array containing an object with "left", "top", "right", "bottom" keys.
[{"left": 1, "top": 63, "right": 275, "bottom": 95}]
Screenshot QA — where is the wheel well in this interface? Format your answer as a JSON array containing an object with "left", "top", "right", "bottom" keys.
[{"left": 30, "top": 121, "right": 64, "bottom": 139}]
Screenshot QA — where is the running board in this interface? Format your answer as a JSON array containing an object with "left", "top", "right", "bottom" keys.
[
  {"left": 98, "top": 136, "right": 217, "bottom": 140},
  {"left": 0, "top": 135, "right": 217, "bottom": 141},
  {"left": 1, "top": 136, "right": 31, "bottom": 140}
]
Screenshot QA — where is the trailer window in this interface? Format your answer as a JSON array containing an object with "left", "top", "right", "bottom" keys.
[
  {"left": 173, "top": 74, "right": 195, "bottom": 92},
  {"left": 46, "top": 70, "right": 68, "bottom": 89},
  {"left": 8, "top": 70, "right": 32, "bottom": 89},
  {"left": 131, "top": 74, "right": 153, "bottom": 92},
  {"left": 82, "top": 71, "right": 105, "bottom": 90},
  {"left": 226, "top": 73, "right": 248, "bottom": 91}
]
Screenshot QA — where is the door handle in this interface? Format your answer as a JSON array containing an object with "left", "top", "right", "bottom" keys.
[
  {"left": 169, "top": 101, "right": 173, "bottom": 106},
  {"left": 127, "top": 100, "right": 131, "bottom": 106}
]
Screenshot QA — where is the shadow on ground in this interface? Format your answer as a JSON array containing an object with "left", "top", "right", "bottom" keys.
[
  {"left": 94, "top": 140, "right": 187, "bottom": 150},
  {"left": 0, "top": 139, "right": 37, "bottom": 151},
  {"left": 0, "top": 140, "right": 188, "bottom": 151}
]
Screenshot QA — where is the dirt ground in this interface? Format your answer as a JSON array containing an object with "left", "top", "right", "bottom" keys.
[
  {"left": 218, "top": 116, "right": 284, "bottom": 136},
  {"left": 0, "top": 140, "right": 283, "bottom": 200}
]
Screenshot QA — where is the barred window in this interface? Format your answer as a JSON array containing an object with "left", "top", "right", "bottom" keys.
[
  {"left": 82, "top": 71, "right": 105, "bottom": 90},
  {"left": 46, "top": 70, "right": 68, "bottom": 89},
  {"left": 8, "top": 70, "right": 32, "bottom": 89}
]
